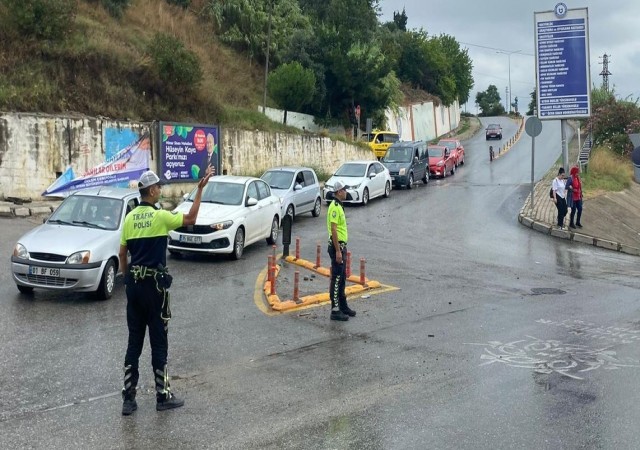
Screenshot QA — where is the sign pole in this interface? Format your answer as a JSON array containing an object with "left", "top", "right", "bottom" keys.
[
  {"left": 561, "top": 119, "right": 569, "bottom": 170},
  {"left": 531, "top": 134, "right": 535, "bottom": 213}
]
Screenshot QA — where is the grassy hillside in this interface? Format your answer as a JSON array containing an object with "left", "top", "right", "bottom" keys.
[{"left": 0, "top": 0, "right": 284, "bottom": 128}]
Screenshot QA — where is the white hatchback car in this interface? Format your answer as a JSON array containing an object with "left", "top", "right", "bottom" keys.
[
  {"left": 167, "top": 176, "right": 281, "bottom": 260},
  {"left": 11, "top": 187, "right": 140, "bottom": 299},
  {"left": 323, "top": 160, "right": 392, "bottom": 205}
]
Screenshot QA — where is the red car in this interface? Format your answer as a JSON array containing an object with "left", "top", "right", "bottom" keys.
[
  {"left": 428, "top": 145, "right": 456, "bottom": 178},
  {"left": 437, "top": 139, "right": 465, "bottom": 167}
]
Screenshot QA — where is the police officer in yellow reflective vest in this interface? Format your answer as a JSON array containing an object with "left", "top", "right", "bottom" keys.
[
  {"left": 327, "top": 181, "right": 356, "bottom": 321},
  {"left": 119, "top": 167, "right": 213, "bottom": 416}
]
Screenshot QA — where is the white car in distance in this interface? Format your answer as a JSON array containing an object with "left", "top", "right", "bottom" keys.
[{"left": 323, "top": 160, "right": 392, "bottom": 205}]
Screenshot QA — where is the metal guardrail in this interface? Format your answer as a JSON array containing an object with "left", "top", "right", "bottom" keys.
[{"left": 577, "top": 132, "right": 592, "bottom": 171}]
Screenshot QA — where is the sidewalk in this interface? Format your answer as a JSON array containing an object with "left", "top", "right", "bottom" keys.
[{"left": 517, "top": 128, "right": 640, "bottom": 257}]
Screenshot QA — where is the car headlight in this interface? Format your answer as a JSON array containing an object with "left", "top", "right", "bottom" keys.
[
  {"left": 210, "top": 220, "right": 233, "bottom": 231},
  {"left": 399, "top": 168, "right": 406, "bottom": 176},
  {"left": 13, "top": 243, "right": 28, "bottom": 259},
  {"left": 67, "top": 251, "right": 91, "bottom": 264},
  {"left": 437, "top": 161, "right": 444, "bottom": 166},
  {"left": 351, "top": 183, "right": 361, "bottom": 189},
  {"left": 279, "top": 197, "right": 284, "bottom": 205}
]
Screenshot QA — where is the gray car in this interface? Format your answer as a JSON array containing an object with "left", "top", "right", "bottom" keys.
[
  {"left": 381, "top": 140, "right": 429, "bottom": 189},
  {"left": 261, "top": 167, "right": 322, "bottom": 221},
  {"left": 11, "top": 187, "right": 140, "bottom": 299}
]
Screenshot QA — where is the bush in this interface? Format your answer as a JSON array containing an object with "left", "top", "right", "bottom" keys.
[
  {"left": 165, "top": 0, "right": 191, "bottom": 8},
  {"left": 147, "top": 33, "right": 202, "bottom": 94},
  {"left": 582, "top": 146, "right": 633, "bottom": 193},
  {"left": 97, "top": 0, "right": 131, "bottom": 18},
  {"left": 2, "top": 0, "right": 76, "bottom": 41}
]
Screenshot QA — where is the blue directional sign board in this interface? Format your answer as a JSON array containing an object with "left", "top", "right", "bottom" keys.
[{"left": 535, "top": 5, "right": 591, "bottom": 119}]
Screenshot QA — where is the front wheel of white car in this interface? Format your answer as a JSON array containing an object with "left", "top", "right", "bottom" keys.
[
  {"left": 362, "top": 187, "right": 369, "bottom": 206},
  {"left": 97, "top": 259, "right": 116, "bottom": 300},
  {"left": 266, "top": 216, "right": 279, "bottom": 245},
  {"left": 312, "top": 198, "right": 321, "bottom": 217},
  {"left": 384, "top": 181, "right": 391, "bottom": 198},
  {"left": 230, "top": 227, "right": 245, "bottom": 260},
  {"left": 17, "top": 285, "right": 34, "bottom": 295}
]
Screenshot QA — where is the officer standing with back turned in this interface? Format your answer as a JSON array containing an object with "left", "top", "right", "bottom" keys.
[
  {"left": 119, "top": 165, "right": 213, "bottom": 416},
  {"left": 327, "top": 181, "right": 356, "bottom": 321}
]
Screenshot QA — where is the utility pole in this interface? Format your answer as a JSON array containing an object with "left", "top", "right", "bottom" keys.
[
  {"left": 599, "top": 53, "right": 612, "bottom": 93},
  {"left": 505, "top": 86, "right": 509, "bottom": 112},
  {"left": 262, "top": 0, "right": 273, "bottom": 114}
]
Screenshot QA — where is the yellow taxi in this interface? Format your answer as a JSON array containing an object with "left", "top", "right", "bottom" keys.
[{"left": 361, "top": 130, "right": 400, "bottom": 159}]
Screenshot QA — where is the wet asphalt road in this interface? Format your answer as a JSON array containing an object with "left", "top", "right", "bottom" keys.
[{"left": 2, "top": 118, "right": 640, "bottom": 449}]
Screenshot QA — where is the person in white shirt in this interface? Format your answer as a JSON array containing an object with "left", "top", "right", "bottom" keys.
[{"left": 552, "top": 167, "right": 568, "bottom": 229}]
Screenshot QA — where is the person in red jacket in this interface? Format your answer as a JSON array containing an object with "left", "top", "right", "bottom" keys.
[{"left": 567, "top": 165, "right": 583, "bottom": 228}]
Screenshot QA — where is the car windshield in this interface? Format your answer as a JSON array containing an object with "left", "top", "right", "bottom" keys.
[
  {"left": 48, "top": 195, "right": 123, "bottom": 230},
  {"left": 437, "top": 141, "right": 456, "bottom": 150},
  {"left": 487, "top": 124, "right": 500, "bottom": 130},
  {"left": 382, "top": 147, "right": 413, "bottom": 163},
  {"left": 428, "top": 148, "right": 444, "bottom": 158},
  {"left": 334, "top": 163, "right": 367, "bottom": 177},
  {"left": 261, "top": 171, "right": 294, "bottom": 190},
  {"left": 187, "top": 181, "right": 245, "bottom": 205}
]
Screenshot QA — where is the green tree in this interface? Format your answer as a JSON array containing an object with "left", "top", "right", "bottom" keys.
[
  {"left": 148, "top": 33, "right": 202, "bottom": 95},
  {"left": 434, "top": 34, "right": 473, "bottom": 105},
  {"left": 205, "top": 0, "right": 311, "bottom": 66},
  {"left": 392, "top": 8, "right": 408, "bottom": 31},
  {"left": 2, "top": 0, "right": 76, "bottom": 41},
  {"left": 268, "top": 62, "right": 316, "bottom": 124},
  {"left": 476, "top": 85, "right": 505, "bottom": 116},
  {"left": 588, "top": 86, "right": 640, "bottom": 156},
  {"left": 527, "top": 88, "right": 536, "bottom": 115}
]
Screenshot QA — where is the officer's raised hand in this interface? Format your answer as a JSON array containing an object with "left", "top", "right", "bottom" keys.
[{"left": 198, "top": 164, "right": 215, "bottom": 189}]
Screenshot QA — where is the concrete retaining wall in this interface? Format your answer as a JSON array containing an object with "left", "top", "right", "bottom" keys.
[{"left": 0, "top": 112, "right": 373, "bottom": 200}]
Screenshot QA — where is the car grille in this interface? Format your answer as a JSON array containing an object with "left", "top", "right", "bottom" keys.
[
  {"left": 29, "top": 253, "right": 67, "bottom": 262},
  {"left": 15, "top": 273, "right": 78, "bottom": 287},
  {"left": 174, "top": 225, "right": 215, "bottom": 235},
  {"left": 169, "top": 238, "right": 230, "bottom": 249}
]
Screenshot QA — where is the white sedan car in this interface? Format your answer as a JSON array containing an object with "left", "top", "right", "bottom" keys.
[
  {"left": 167, "top": 176, "right": 281, "bottom": 260},
  {"left": 323, "top": 160, "right": 392, "bottom": 205}
]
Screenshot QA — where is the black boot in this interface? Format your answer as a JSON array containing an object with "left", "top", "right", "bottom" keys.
[
  {"left": 338, "top": 297, "right": 356, "bottom": 317},
  {"left": 122, "top": 390, "right": 137, "bottom": 416},
  {"left": 122, "top": 365, "right": 138, "bottom": 416},
  {"left": 155, "top": 366, "right": 184, "bottom": 411},
  {"left": 330, "top": 309, "right": 349, "bottom": 321}
]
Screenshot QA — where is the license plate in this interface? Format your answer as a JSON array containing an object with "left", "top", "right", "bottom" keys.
[
  {"left": 29, "top": 266, "right": 60, "bottom": 277},
  {"left": 179, "top": 234, "right": 202, "bottom": 244}
]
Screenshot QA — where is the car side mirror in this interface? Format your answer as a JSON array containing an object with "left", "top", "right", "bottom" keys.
[
  {"left": 246, "top": 197, "right": 258, "bottom": 207},
  {"left": 183, "top": 193, "right": 189, "bottom": 200},
  {"left": 369, "top": 173, "right": 376, "bottom": 178},
  {"left": 294, "top": 184, "right": 302, "bottom": 190}
]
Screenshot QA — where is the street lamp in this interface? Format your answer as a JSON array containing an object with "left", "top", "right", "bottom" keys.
[{"left": 496, "top": 49, "right": 521, "bottom": 114}]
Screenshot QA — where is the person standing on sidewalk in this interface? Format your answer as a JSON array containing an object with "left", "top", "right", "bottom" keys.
[
  {"left": 552, "top": 167, "right": 568, "bottom": 229},
  {"left": 567, "top": 165, "right": 583, "bottom": 228},
  {"left": 327, "top": 181, "right": 355, "bottom": 321},
  {"left": 119, "top": 166, "right": 213, "bottom": 416}
]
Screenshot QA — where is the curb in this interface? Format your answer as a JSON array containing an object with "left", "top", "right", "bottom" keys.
[
  {"left": 493, "top": 117, "right": 525, "bottom": 161},
  {"left": 517, "top": 211, "right": 640, "bottom": 256},
  {"left": 0, "top": 202, "right": 59, "bottom": 218}
]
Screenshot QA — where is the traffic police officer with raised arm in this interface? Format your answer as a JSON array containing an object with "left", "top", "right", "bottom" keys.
[
  {"left": 119, "top": 165, "right": 213, "bottom": 416},
  {"left": 327, "top": 181, "right": 356, "bottom": 321}
]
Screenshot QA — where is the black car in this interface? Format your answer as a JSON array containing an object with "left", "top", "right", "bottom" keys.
[{"left": 486, "top": 124, "right": 503, "bottom": 140}]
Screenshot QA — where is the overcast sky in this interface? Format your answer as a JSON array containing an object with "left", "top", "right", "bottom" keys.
[{"left": 379, "top": 1, "right": 640, "bottom": 112}]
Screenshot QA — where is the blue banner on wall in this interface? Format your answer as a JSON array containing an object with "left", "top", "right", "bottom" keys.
[{"left": 159, "top": 122, "right": 220, "bottom": 183}]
